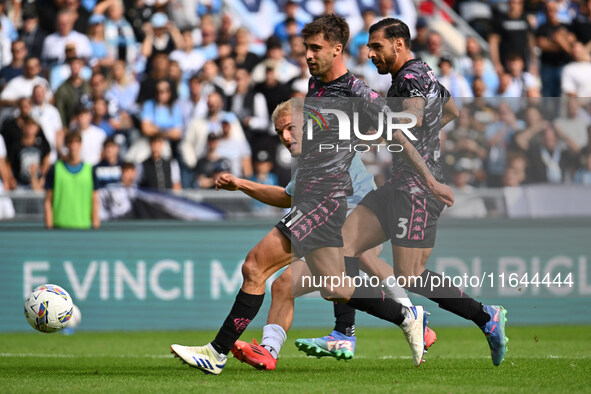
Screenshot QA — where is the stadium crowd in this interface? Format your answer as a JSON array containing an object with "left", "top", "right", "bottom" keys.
[{"left": 0, "top": 0, "right": 591, "bottom": 204}]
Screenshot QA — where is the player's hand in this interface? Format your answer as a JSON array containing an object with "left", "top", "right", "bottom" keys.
[
  {"left": 429, "top": 181, "right": 455, "bottom": 207},
  {"left": 215, "top": 173, "right": 240, "bottom": 191}
]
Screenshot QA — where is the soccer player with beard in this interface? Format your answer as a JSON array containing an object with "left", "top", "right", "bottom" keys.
[
  {"left": 341, "top": 18, "right": 508, "bottom": 366},
  {"left": 170, "top": 14, "right": 454, "bottom": 375}
]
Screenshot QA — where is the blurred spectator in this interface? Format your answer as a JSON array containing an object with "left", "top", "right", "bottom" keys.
[
  {"left": 94, "top": 137, "right": 122, "bottom": 188},
  {"left": 137, "top": 134, "right": 181, "bottom": 190},
  {"left": 418, "top": 31, "right": 443, "bottom": 75},
  {"left": 347, "top": 44, "right": 390, "bottom": 95},
  {"left": 195, "top": 13, "right": 219, "bottom": 61},
  {"left": 0, "top": 0, "right": 17, "bottom": 43},
  {"left": 6, "top": 116, "right": 50, "bottom": 190},
  {"left": 465, "top": 55, "right": 498, "bottom": 97},
  {"left": 168, "top": 59, "right": 188, "bottom": 99},
  {"left": 30, "top": 84, "right": 64, "bottom": 163},
  {"left": 214, "top": 119, "right": 252, "bottom": 178},
  {"left": 0, "top": 133, "right": 16, "bottom": 218},
  {"left": 251, "top": 35, "right": 299, "bottom": 84},
  {"left": 169, "top": 29, "right": 206, "bottom": 81},
  {"left": 445, "top": 158, "right": 487, "bottom": 218},
  {"left": 38, "top": 0, "right": 91, "bottom": 35},
  {"left": 501, "top": 53, "right": 538, "bottom": 98},
  {"left": 94, "top": 0, "right": 138, "bottom": 65},
  {"left": 573, "top": 153, "right": 591, "bottom": 184},
  {"left": 106, "top": 59, "right": 140, "bottom": 117},
  {"left": 489, "top": 0, "right": 535, "bottom": 75},
  {"left": 194, "top": 133, "right": 229, "bottom": 189},
  {"left": 561, "top": 41, "right": 591, "bottom": 97},
  {"left": 178, "top": 74, "right": 207, "bottom": 127},
  {"left": 460, "top": 37, "right": 499, "bottom": 94},
  {"left": 231, "top": 67, "right": 271, "bottom": 150},
  {"left": 49, "top": 43, "right": 92, "bottom": 91},
  {"left": 438, "top": 55, "right": 473, "bottom": 100},
  {"left": 255, "top": 66, "right": 291, "bottom": 122},
  {"left": 571, "top": 0, "right": 591, "bottom": 47},
  {"left": 140, "top": 12, "right": 183, "bottom": 69},
  {"left": 92, "top": 97, "right": 116, "bottom": 137},
  {"left": 411, "top": 17, "right": 429, "bottom": 53},
  {"left": 127, "top": 79, "right": 180, "bottom": 163},
  {"left": 44, "top": 132, "right": 100, "bottom": 229},
  {"left": 274, "top": 1, "right": 305, "bottom": 43},
  {"left": 89, "top": 71, "right": 117, "bottom": 109},
  {"left": 536, "top": 1, "right": 575, "bottom": 97},
  {"left": 214, "top": 56, "right": 237, "bottom": 99},
  {"left": 2, "top": 97, "right": 48, "bottom": 151},
  {"left": 485, "top": 102, "right": 525, "bottom": 186},
  {"left": 166, "top": 0, "right": 199, "bottom": 31},
  {"left": 454, "top": 0, "right": 493, "bottom": 38},
  {"left": 511, "top": 104, "right": 548, "bottom": 152},
  {"left": 137, "top": 53, "right": 173, "bottom": 103},
  {"left": 502, "top": 151, "right": 528, "bottom": 187},
  {"left": 232, "top": 27, "right": 260, "bottom": 72},
  {"left": 527, "top": 124, "right": 576, "bottom": 183},
  {"left": 41, "top": 10, "right": 92, "bottom": 66},
  {"left": 18, "top": 9, "right": 48, "bottom": 60},
  {"left": 125, "top": 0, "right": 153, "bottom": 43},
  {"left": 290, "top": 55, "right": 312, "bottom": 95},
  {"left": 54, "top": 56, "right": 91, "bottom": 127},
  {"left": 554, "top": 98, "right": 588, "bottom": 152},
  {"left": 0, "top": 57, "right": 50, "bottom": 107},
  {"left": 87, "top": 14, "right": 113, "bottom": 68},
  {"left": 0, "top": 23, "right": 10, "bottom": 69},
  {"left": 72, "top": 104, "right": 106, "bottom": 165},
  {"left": 0, "top": 39, "right": 26, "bottom": 88},
  {"left": 140, "top": 79, "right": 182, "bottom": 142},
  {"left": 443, "top": 106, "right": 487, "bottom": 183},
  {"left": 350, "top": 8, "right": 375, "bottom": 58},
  {"left": 120, "top": 161, "right": 137, "bottom": 187},
  {"left": 249, "top": 149, "right": 279, "bottom": 213},
  {"left": 286, "top": 34, "right": 305, "bottom": 65}
]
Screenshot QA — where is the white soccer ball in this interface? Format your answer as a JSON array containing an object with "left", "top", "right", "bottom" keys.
[{"left": 24, "top": 284, "right": 74, "bottom": 333}]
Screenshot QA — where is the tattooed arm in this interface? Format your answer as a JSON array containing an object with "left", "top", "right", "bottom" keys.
[
  {"left": 441, "top": 96, "right": 459, "bottom": 128},
  {"left": 389, "top": 97, "right": 454, "bottom": 206}
]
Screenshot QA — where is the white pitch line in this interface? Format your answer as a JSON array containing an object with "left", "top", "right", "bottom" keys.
[{"left": 1, "top": 353, "right": 589, "bottom": 360}]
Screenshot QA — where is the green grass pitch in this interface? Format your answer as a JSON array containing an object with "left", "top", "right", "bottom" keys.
[{"left": 1, "top": 326, "right": 589, "bottom": 393}]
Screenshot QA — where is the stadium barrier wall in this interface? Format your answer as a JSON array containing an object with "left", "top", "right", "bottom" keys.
[{"left": 1, "top": 218, "right": 590, "bottom": 332}]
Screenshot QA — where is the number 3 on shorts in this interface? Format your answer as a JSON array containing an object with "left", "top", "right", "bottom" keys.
[{"left": 395, "top": 218, "right": 408, "bottom": 239}]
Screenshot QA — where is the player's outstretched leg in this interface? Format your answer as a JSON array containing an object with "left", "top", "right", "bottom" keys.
[
  {"left": 480, "top": 305, "right": 508, "bottom": 366},
  {"left": 171, "top": 228, "right": 292, "bottom": 375}
]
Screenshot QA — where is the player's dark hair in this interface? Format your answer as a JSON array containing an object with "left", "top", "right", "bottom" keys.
[
  {"left": 369, "top": 18, "right": 411, "bottom": 48},
  {"left": 301, "top": 13, "right": 349, "bottom": 47}
]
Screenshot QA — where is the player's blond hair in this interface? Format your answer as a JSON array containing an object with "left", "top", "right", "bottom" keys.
[{"left": 271, "top": 100, "right": 292, "bottom": 125}]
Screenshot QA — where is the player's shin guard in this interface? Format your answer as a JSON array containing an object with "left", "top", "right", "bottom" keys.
[
  {"left": 211, "top": 290, "right": 264, "bottom": 355},
  {"left": 407, "top": 269, "right": 489, "bottom": 326},
  {"left": 346, "top": 284, "right": 405, "bottom": 326},
  {"left": 333, "top": 256, "right": 360, "bottom": 336}
]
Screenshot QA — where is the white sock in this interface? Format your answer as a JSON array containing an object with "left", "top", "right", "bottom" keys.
[
  {"left": 381, "top": 276, "right": 412, "bottom": 308},
  {"left": 260, "top": 324, "right": 287, "bottom": 359},
  {"left": 399, "top": 306, "right": 413, "bottom": 330},
  {"left": 206, "top": 343, "right": 227, "bottom": 361}
]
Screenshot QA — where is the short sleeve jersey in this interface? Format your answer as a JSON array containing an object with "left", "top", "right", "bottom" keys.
[{"left": 387, "top": 59, "right": 448, "bottom": 195}]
